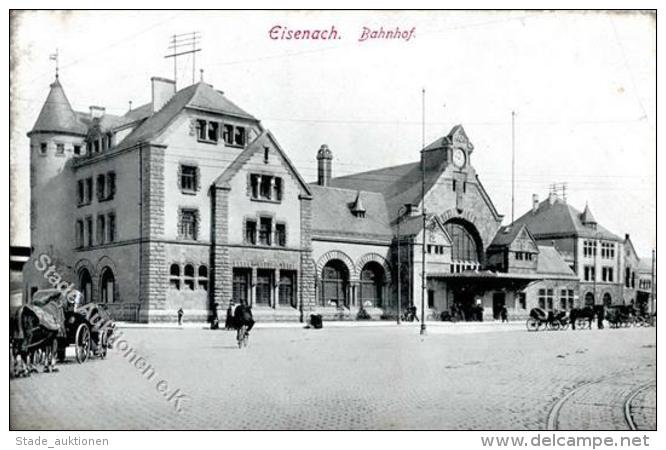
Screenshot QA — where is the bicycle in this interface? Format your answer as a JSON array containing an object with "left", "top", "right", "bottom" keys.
[{"left": 236, "top": 324, "right": 249, "bottom": 348}]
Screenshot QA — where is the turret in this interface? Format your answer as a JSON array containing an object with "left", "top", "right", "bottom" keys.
[{"left": 27, "top": 77, "right": 86, "bottom": 252}]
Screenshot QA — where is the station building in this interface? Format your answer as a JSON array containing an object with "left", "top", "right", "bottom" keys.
[{"left": 23, "top": 73, "right": 647, "bottom": 323}]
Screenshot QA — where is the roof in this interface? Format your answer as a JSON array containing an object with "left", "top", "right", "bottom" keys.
[
  {"left": 580, "top": 203, "right": 596, "bottom": 224},
  {"left": 310, "top": 185, "right": 393, "bottom": 240},
  {"left": 29, "top": 78, "right": 87, "bottom": 136},
  {"left": 536, "top": 245, "right": 577, "bottom": 279},
  {"left": 489, "top": 223, "right": 536, "bottom": 248},
  {"left": 512, "top": 196, "right": 621, "bottom": 241},
  {"left": 327, "top": 125, "right": 500, "bottom": 223},
  {"left": 637, "top": 257, "right": 653, "bottom": 273}
]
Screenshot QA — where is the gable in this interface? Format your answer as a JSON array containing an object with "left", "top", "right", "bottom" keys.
[
  {"left": 214, "top": 130, "right": 312, "bottom": 198},
  {"left": 508, "top": 226, "right": 539, "bottom": 253}
]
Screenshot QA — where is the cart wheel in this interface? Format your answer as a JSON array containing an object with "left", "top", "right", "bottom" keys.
[
  {"left": 560, "top": 322, "right": 570, "bottom": 330},
  {"left": 576, "top": 319, "right": 588, "bottom": 330},
  {"left": 75, "top": 323, "right": 91, "bottom": 363},
  {"left": 526, "top": 318, "right": 539, "bottom": 332},
  {"left": 549, "top": 321, "right": 561, "bottom": 331}
]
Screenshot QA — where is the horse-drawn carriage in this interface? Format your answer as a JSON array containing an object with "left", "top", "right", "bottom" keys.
[
  {"left": 526, "top": 307, "right": 569, "bottom": 331},
  {"left": 605, "top": 305, "right": 649, "bottom": 328},
  {"left": 11, "top": 289, "right": 114, "bottom": 377}
]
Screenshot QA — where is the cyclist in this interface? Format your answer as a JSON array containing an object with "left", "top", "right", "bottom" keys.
[{"left": 233, "top": 300, "right": 255, "bottom": 343}]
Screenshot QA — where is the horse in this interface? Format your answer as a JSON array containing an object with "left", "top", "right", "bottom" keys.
[
  {"left": 570, "top": 305, "right": 605, "bottom": 330},
  {"left": 12, "top": 290, "right": 70, "bottom": 377}
]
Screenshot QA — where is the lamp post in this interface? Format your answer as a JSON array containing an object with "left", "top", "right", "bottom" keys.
[{"left": 396, "top": 205, "right": 408, "bottom": 325}]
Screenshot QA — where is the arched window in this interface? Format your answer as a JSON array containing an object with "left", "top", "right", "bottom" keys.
[
  {"left": 198, "top": 265, "right": 208, "bottom": 291},
  {"left": 170, "top": 264, "right": 180, "bottom": 290},
  {"left": 584, "top": 292, "right": 595, "bottom": 306},
  {"left": 100, "top": 267, "right": 116, "bottom": 303},
  {"left": 444, "top": 221, "right": 481, "bottom": 263},
  {"left": 603, "top": 292, "right": 612, "bottom": 307},
  {"left": 184, "top": 264, "right": 195, "bottom": 290},
  {"left": 320, "top": 260, "right": 349, "bottom": 307},
  {"left": 359, "top": 262, "right": 385, "bottom": 308},
  {"left": 79, "top": 268, "right": 93, "bottom": 305}
]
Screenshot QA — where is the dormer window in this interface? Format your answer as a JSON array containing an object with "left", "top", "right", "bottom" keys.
[
  {"left": 39, "top": 142, "right": 47, "bottom": 156},
  {"left": 196, "top": 119, "right": 219, "bottom": 143},
  {"left": 222, "top": 123, "right": 246, "bottom": 147}
]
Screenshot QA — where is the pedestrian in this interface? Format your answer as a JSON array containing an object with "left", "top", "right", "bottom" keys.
[
  {"left": 225, "top": 301, "right": 236, "bottom": 330},
  {"left": 500, "top": 304, "right": 508, "bottom": 323},
  {"left": 177, "top": 307, "right": 184, "bottom": 326}
]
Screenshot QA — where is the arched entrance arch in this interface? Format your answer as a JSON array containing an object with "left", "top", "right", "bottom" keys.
[
  {"left": 602, "top": 292, "right": 612, "bottom": 307},
  {"left": 359, "top": 261, "right": 385, "bottom": 308},
  {"left": 320, "top": 259, "right": 350, "bottom": 308},
  {"left": 99, "top": 267, "right": 116, "bottom": 303},
  {"left": 79, "top": 268, "right": 93, "bottom": 305},
  {"left": 584, "top": 292, "right": 595, "bottom": 306},
  {"left": 443, "top": 218, "right": 484, "bottom": 266}
]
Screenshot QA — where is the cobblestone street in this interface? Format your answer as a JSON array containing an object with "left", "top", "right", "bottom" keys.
[{"left": 10, "top": 323, "right": 656, "bottom": 430}]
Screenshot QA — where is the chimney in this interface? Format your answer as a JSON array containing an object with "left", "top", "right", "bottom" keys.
[
  {"left": 151, "top": 77, "right": 176, "bottom": 112},
  {"left": 625, "top": 233, "right": 630, "bottom": 241},
  {"left": 548, "top": 192, "right": 558, "bottom": 205},
  {"left": 316, "top": 144, "right": 333, "bottom": 186},
  {"left": 532, "top": 194, "right": 539, "bottom": 213},
  {"left": 89, "top": 105, "right": 105, "bottom": 119}
]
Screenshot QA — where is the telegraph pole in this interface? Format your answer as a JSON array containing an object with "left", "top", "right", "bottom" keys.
[
  {"left": 420, "top": 88, "right": 427, "bottom": 335},
  {"left": 511, "top": 111, "right": 515, "bottom": 223},
  {"left": 164, "top": 32, "right": 201, "bottom": 88},
  {"left": 651, "top": 248, "right": 656, "bottom": 314}
]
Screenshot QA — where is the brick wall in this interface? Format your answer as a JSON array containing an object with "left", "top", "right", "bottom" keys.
[
  {"left": 299, "top": 197, "right": 315, "bottom": 312},
  {"left": 211, "top": 187, "right": 232, "bottom": 308}
]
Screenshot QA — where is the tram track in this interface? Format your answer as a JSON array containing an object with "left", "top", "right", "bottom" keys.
[{"left": 546, "top": 376, "right": 655, "bottom": 431}]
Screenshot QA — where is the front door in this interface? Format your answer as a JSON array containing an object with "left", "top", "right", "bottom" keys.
[{"left": 493, "top": 292, "right": 506, "bottom": 320}]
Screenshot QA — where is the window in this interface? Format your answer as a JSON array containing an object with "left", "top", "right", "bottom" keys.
[
  {"left": 273, "top": 178, "right": 282, "bottom": 201},
  {"left": 107, "top": 212, "right": 116, "bottom": 243},
  {"left": 264, "top": 147, "right": 270, "bottom": 163},
  {"left": 106, "top": 134, "right": 113, "bottom": 149},
  {"left": 584, "top": 265, "right": 596, "bottom": 281},
  {"left": 444, "top": 221, "right": 479, "bottom": 263},
  {"left": 515, "top": 252, "right": 524, "bottom": 260},
  {"left": 260, "top": 176, "right": 271, "bottom": 199},
  {"left": 601, "top": 242, "right": 615, "bottom": 259},
  {"left": 631, "top": 272, "right": 636, "bottom": 288},
  {"left": 96, "top": 215, "right": 106, "bottom": 245},
  {"left": 223, "top": 124, "right": 233, "bottom": 145},
  {"left": 196, "top": 119, "right": 219, "bottom": 143},
  {"left": 518, "top": 292, "right": 526, "bottom": 309},
  {"left": 106, "top": 172, "right": 116, "bottom": 200},
  {"left": 56, "top": 143, "right": 65, "bottom": 155},
  {"left": 427, "top": 290, "right": 435, "bottom": 309},
  {"left": 234, "top": 126, "right": 246, "bottom": 146},
  {"left": 97, "top": 174, "right": 106, "bottom": 201},
  {"left": 180, "top": 165, "right": 199, "bottom": 193},
  {"left": 249, "top": 175, "right": 282, "bottom": 202},
  {"left": 602, "top": 267, "right": 614, "bottom": 282},
  {"left": 452, "top": 180, "right": 457, "bottom": 191},
  {"left": 76, "top": 220, "right": 84, "bottom": 248},
  {"left": 625, "top": 267, "right": 631, "bottom": 287},
  {"left": 85, "top": 178, "right": 93, "bottom": 204},
  {"left": 39, "top": 142, "right": 47, "bottom": 155},
  {"left": 184, "top": 264, "right": 195, "bottom": 290},
  {"left": 245, "top": 220, "right": 257, "bottom": 245},
  {"left": 276, "top": 223, "right": 286, "bottom": 247},
  {"left": 583, "top": 240, "right": 597, "bottom": 257},
  {"left": 179, "top": 209, "right": 199, "bottom": 240},
  {"left": 546, "top": 289, "right": 554, "bottom": 310},
  {"left": 560, "top": 289, "right": 574, "bottom": 310},
  {"left": 93, "top": 140, "right": 100, "bottom": 153},
  {"left": 259, "top": 217, "right": 272, "bottom": 245},
  {"left": 170, "top": 264, "right": 180, "bottom": 290},
  {"left": 279, "top": 271, "right": 296, "bottom": 308},
  {"left": 74, "top": 145, "right": 82, "bottom": 156},
  {"left": 233, "top": 268, "right": 250, "bottom": 304},
  {"left": 85, "top": 216, "right": 93, "bottom": 247},
  {"left": 198, "top": 265, "right": 208, "bottom": 291},
  {"left": 86, "top": 141, "right": 92, "bottom": 154},
  {"left": 256, "top": 269, "right": 272, "bottom": 306},
  {"left": 538, "top": 289, "right": 553, "bottom": 310},
  {"left": 77, "top": 180, "right": 85, "bottom": 205}
]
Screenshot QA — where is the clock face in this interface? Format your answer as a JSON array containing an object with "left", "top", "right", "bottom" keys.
[{"left": 453, "top": 149, "right": 466, "bottom": 168}]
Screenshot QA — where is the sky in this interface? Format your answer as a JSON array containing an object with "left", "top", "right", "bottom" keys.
[{"left": 9, "top": 10, "right": 656, "bottom": 256}]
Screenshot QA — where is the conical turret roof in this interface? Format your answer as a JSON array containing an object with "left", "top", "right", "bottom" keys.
[
  {"left": 28, "top": 78, "right": 87, "bottom": 136},
  {"left": 580, "top": 203, "right": 596, "bottom": 224}
]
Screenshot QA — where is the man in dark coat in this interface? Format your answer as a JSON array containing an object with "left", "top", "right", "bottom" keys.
[{"left": 233, "top": 300, "right": 255, "bottom": 339}]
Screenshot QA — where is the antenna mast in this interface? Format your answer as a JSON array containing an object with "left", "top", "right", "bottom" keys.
[
  {"left": 511, "top": 111, "right": 516, "bottom": 223},
  {"left": 164, "top": 32, "right": 202, "bottom": 88}
]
